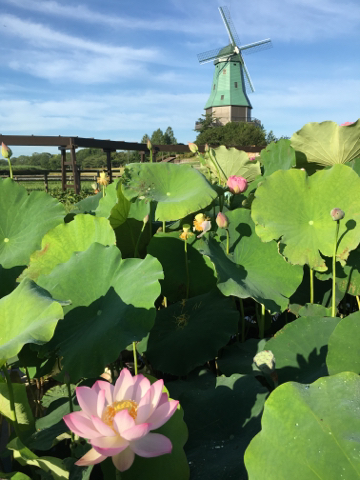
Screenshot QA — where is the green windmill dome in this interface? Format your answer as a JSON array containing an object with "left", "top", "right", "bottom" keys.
[{"left": 196, "top": 6, "right": 272, "bottom": 128}]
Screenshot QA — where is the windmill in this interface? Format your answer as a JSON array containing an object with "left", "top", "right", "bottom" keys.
[{"left": 196, "top": 6, "right": 272, "bottom": 128}]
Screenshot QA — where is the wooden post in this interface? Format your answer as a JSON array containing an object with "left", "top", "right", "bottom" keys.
[
  {"left": 140, "top": 151, "right": 145, "bottom": 163},
  {"left": 104, "top": 149, "right": 113, "bottom": 183},
  {"left": 59, "top": 147, "right": 67, "bottom": 191},
  {"left": 69, "top": 142, "right": 80, "bottom": 194},
  {"left": 44, "top": 173, "right": 48, "bottom": 193}
]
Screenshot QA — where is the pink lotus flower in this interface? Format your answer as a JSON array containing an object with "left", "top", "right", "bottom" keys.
[
  {"left": 227, "top": 175, "right": 248, "bottom": 194},
  {"left": 216, "top": 212, "right": 229, "bottom": 229},
  {"left": 63, "top": 369, "right": 179, "bottom": 472}
]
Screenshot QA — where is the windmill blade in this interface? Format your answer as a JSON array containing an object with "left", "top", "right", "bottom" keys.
[
  {"left": 241, "top": 39, "right": 273, "bottom": 55},
  {"left": 219, "top": 6, "right": 240, "bottom": 47},
  {"left": 242, "top": 58, "right": 255, "bottom": 93},
  {"left": 197, "top": 47, "right": 224, "bottom": 64},
  {"left": 197, "top": 44, "right": 233, "bottom": 64}
]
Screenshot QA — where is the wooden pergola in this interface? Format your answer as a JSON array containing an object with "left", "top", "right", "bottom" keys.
[{"left": 0, "top": 135, "right": 264, "bottom": 194}]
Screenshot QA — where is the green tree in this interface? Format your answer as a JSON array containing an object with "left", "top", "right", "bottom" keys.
[
  {"left": 163, "top": 126, "right": 177, "bottom": 145},
  {"left": 151, "top": 128, "right": 164, "bottom": 145},
  {"left": 195, "top": 112, "right": 221, "bottom": 133},
  {"left": 195, "top": 121, "right": 267, "bottom": 147}
]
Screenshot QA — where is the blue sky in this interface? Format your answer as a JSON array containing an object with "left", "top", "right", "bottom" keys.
[{"left": 1, "top": 0, "right": 360, "bottom": 157}]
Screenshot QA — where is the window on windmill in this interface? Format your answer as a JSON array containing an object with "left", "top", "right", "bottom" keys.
[
  {"left": 234, "top": 82, "right": 238, "bottom": 88},
  {"left": 223, "top": 69, "right": 227, "bottom": 74},
  {"left": 221, "top": 95, "right": 224, "bottom": 100},
  {"left": 213, "top": 84, "right": 216, "bottom": 90}
]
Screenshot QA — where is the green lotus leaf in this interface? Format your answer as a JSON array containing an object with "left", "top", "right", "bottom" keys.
[
  {"left": 95, "top": 181, "right": 119, "bottom": 219},
  {"left": 201, "top": 209, "right": 303, "bottom": 313},
  {"left": 108, "top": 181, "right": 131, "bottom": 228},
  {"left": 139, "top": 290, "right": 238, "bottom": 376},
  {"left": 207, "top": 146, "right": 261, "bottom": 183},
  {"left": 0, "top": 381, "right": 35, "bottom": 432},
  {"left": 245, "top": 372, "right": 360, "bottom": 479},
  {"left": 264, "top": 316, "right": 339, "bottom": 384},
  {"left": 251, "top": 164, "right": 360, "bottom": 271},
  {"left": 7, "top": 437, "right": 69, "bottom": 480},
  {"left": 298, "top": 303, "right": 332, "bottom": 317},
  {"left": 19, "top": 214, "right": 116, "bottom": 282},
  {"left": 335, "top": 246, "right": 360, "bottom": 295},
  {"left": 147, "top": 232, "right": 217, "bottom": 302},
  {"left": 37, "top": 243, "right": 163, "bottom": 382},
  {"left": 0, "top": 472, "right": 31, "bottom": 479},
  {"left": 348, "top": 157, "right": 360, "bottom": 176},
  {"left": 260, "top": 139, "right": 296, "bottom": 177},
  {"left": 217, "top": 338, "right": 267, "bottom": 376},
  {"left": 0, "top": 179, "right": 65, "bottom": 268},
  {"left": 168, "top": 373, "right": 268, "bottom": 480},
  {"left": 121, "top": 163, "right": 217, "bottom": 221},
  {"left": 291, "top": 119, "right": 360, "bottom": 167},
  {"left": 326, "top": 310, "right": 360, "bottom": 375},
  {"left": 71, "top": 192, "right": 102, "bottom": 214},
  {"left": 0, "top": 278, "right": 64, "bottom": 367}
]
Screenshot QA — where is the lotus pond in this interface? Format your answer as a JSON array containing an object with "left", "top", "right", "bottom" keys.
[{"left": 1, "top": 120, "right": 360, "bottom": 480}]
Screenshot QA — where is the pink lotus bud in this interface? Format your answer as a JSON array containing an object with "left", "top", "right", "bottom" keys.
[
  {"left": 340, "top": 122, "right": 354, "bottom": 126},
  {"left": 227, "top": 175, "right": 248, "bottom": 194},
  {"left": 147, "top": 139, "right": 152, "bottom": 150},
  {"left": 188, "top": 142, "right": 198, "bottom": 154},
  {"left": 1, "top": 142, "right": 12, "bottom": 159},
  {"left": 216, "top": 212, "right": 229, "bottom": 229},
  {"left": 330, "top": 208, "right": 345, "bottom": 221}
]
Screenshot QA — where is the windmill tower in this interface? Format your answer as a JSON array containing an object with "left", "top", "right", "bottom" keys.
[{"left": 196, "top": 6, "right": 272, "bottom": 128}]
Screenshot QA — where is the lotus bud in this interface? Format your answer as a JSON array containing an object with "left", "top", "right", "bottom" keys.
[
  {"left": 253, "top": 350, "right": 276, "bottom": 375},
  {"left": 227, "top": 175, "right": 248, "bottom": 194},
  {"left": 216, "top": 212, "right": 229, "bottom": 229},
  {"left": 1, "top": 142, "right": 12, "bottom": 159},
  {"left": 147, "top": 139, "right": 152, "bottom": 150},
  {"left": 188, "top": 142, "right": 198, "bottom": 154},
  {"left": 330, "top": 208, "right": 345, "bottom": 221},
  {"left": 205, "top": 143, "right": 210, "bottom": 153},
  {"left": 143, "top": 214, "right": 149, "bottom": 224},
  {"left": 340, "top": 122, "right": 354, "bottom": 126}
]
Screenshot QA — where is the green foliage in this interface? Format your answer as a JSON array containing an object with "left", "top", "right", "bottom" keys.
[{"left": 195, "top": 121, "right": 267, "bottom": 146}]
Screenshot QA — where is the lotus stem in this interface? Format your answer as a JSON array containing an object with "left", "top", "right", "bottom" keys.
[
  {"left": 332, "top": 220, "right": 340, "bottom": 317},
  {"left": 132, "top": 342, "right": 138, "bottom": 376},
  {"left": 8, "top": 160, "right": 13, "bottom": 180},
  {"left": 310, "top": 267, "right": 314, "bottom": 304},
  {"left": 357, "top": 296, "right": 360, "bottom": 310},
  {"left": 116, "top": 468, "right": 122, "bottom": 479},
  {"left": 1, "top": 365, "right": 21, "bottom": 439},
  {"left": 184, "top": 237, "right": 190, "bottom": 299},
  {"left": 134, "top": 221, "right": 146, "bottom": 258},
  {"left": 208, "top": 149, "right": 223, "bottom": 185},
  {"left": 163, "top": 219, "right": 166, "bottom": 233},
  {"left": 226, "top": 229, "right": 230, "bottom": 255},
  {"left": 102, "top": 185, "right": 105, "bottom": 198}
]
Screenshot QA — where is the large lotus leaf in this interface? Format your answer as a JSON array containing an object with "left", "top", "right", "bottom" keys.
[
  {"left": 291, "top": 119, "right": 360, "bottom": 167},
  {"left": 251, "top": 164, "right": 360, "bottom": 271},
  {"left": 208, "top": 146, "right": 261, "bottom": 183},
  {"left": 260, "top": 139, "right": 296, "bottom": 177},
  {"left": 217, "top": 338, "right": 267, "bottom": 376},
  {"left": 121, "top": 163, "right": 217, "bottom": 221},
  {"left": 108, "top": 182, "right": 131, "bottom": 228},
  {"left": 0, "top": 278, "right": 64, "bottom": 367},
  {"left": 19, "top": 215, "right": 116, "bottom": 282},
  {"left": 93, "top": 181, "right": 118, "bottom": 218},
  {"left": 139, "top": 290, "right": 239, "bottom": 376},
  {"left": 201, "top": 209, "right": 303, "bottom": 313},
  {"left": 0, "top": 382, "right": 34, "bottom": 432},
  {"left": 37, "top": 243, "right": 163, "bottom": 382},
  {"left": 168, "top": 373, "right": 268, "bottom": 480},
  {"left": 327, "top": 310, "right": 360, "bottom": 375},
  {"left": 71, "top": 192, "right": 102, "bottom": 214},
  {"left": 0, "top": 178, "right": 65, "bottom": 268},
  {"left": 147, "top": 232, "right": 217, "bottom": 302},
  {"left": 7, "top": 437, "right": 69, "bottom": 480},
  {"left": 264, "top": 316, "right": 339, "bottom": 384},
  {"left": 245, "top": 372, "right": 360, "bottom": 480},
  {"left": 348, "top": 157, "right": 360, "bottom": 176},
  {"left": 335, "top": 246, "right": 360, "bottom": 295}
]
